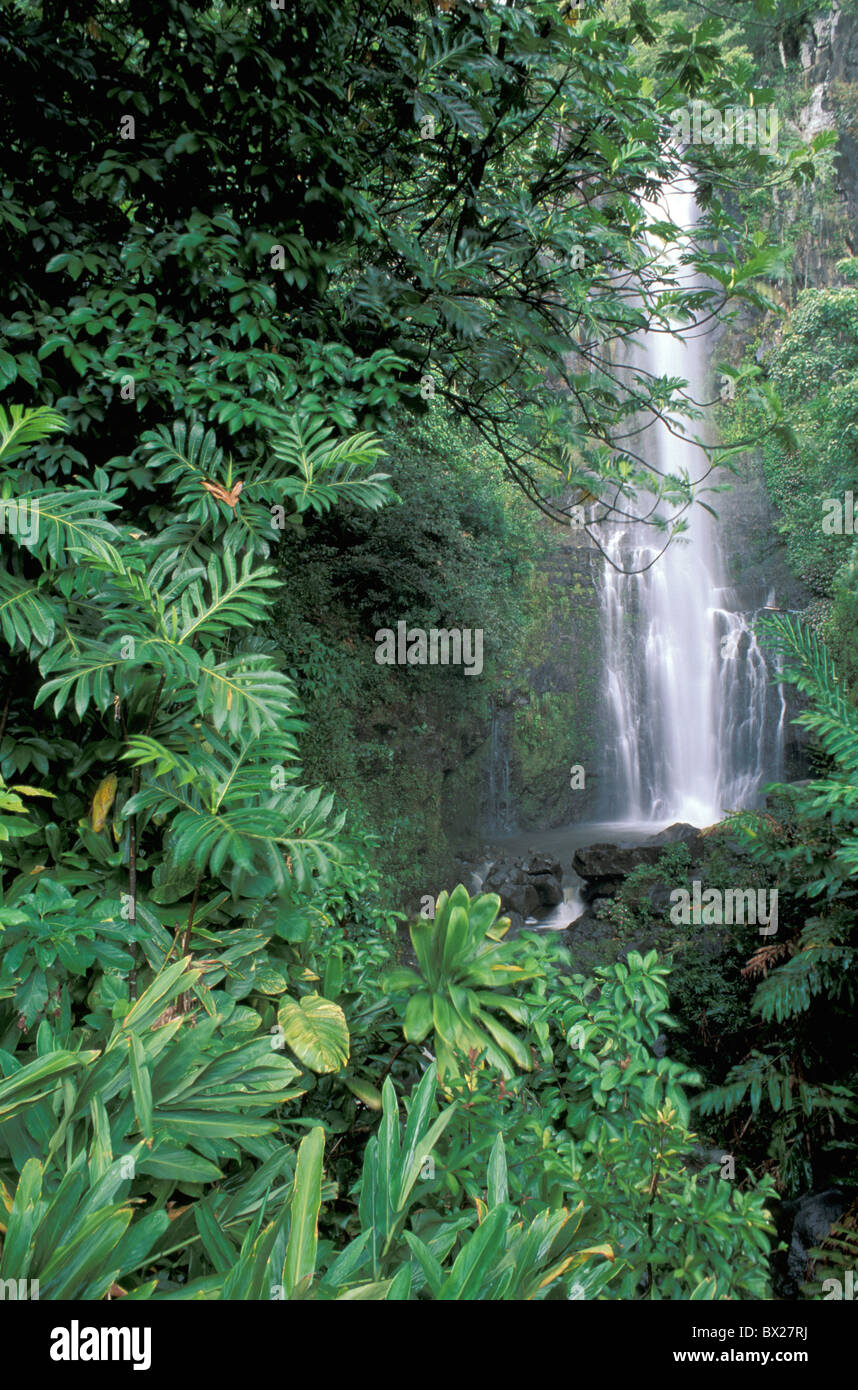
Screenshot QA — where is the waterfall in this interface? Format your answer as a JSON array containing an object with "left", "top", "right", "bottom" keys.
[
  {"left": 598, "top": 178, "right": 785, "bottom": 826},
  {"left": 487, "top": 705, "right": 514, "bottom": 833}
]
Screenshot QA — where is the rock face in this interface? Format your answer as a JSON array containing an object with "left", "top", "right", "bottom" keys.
[{"left": 799, "top": 2, "right": 858, "bottom": 233}]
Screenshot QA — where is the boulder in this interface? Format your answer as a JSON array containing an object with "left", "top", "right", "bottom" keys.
[
  {"left": 499, "top": 908, "right": 525, "bottom": 939},
  {"left": 525, "top": 871, "right": 564, "bottom": 909},
  {"left": 645, "top": 821, "right": 701, "bottom": 847},
  {"left": 525, "top": 853, "right": 563, "bottom": 879},
  {"left": 572, "top": 822, "right": 706, "bottom": 898},
  {"left": 480, "top": 853, "right": 564, "bottom": 921},
  {"left": 483, "top": 859, "right": 524, "bottom": 893},
  {"left": 561, "top": 907, "right": 617, "bottom": 974},
  {"left": 645, "top": 821, "right": 707, "bottom": 864},
  {"left": 768, "top": 1188, "right": 858, "bottom": 1297},
  {"left": 502, "top": 881, "right": 542, "bottom": 919},
  {"left": 571, "top": 842, "right": 663, "bottom": 898},
  {"left": 646, "top": 883, "right": 675, "bottom": 914}
]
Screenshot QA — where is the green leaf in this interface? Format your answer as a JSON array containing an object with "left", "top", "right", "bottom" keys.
[
  {"left": 277, "top": 994, "right": 350, "bottom": 1073},
  {"left": 283, "top": 1126, "right": 324, "bottom": 1296},
  {"left": 487, "top": 1132, "right": 508, "bottom": 1208}
]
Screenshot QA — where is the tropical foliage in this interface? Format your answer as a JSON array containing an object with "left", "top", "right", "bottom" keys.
[
  {"left": 698, "top": 616, "right": 858, "bottom": 1194},
  {"left": 3, "top": 0, "right": 842, "bottom": 1304}
]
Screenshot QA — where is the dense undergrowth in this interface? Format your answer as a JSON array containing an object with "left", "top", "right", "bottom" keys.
[{"left": 0, "top": 0, "right": 853, "bottom": 1302}]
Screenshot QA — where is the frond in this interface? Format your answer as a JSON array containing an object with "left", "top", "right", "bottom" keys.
[
  {"left": 139, "top": 420, "right": 226, "bottom": 488},
  {"left": 0, "top": 571, "right": 61, "bottom": 651},
  {"left": 173, "top": 551, "right": 281, "bottom": 644},
  {"left": 1, "top": 487, "right": 122, "bottom": 565},
  {"left": 267, "top": 417, "right": 393, "bottom": 515},
  {"left": 197, "top": 653, "right": 299, "bottom": 737},
  {"left": 0, "top": 404, "right": 67, "bottom": 466}
]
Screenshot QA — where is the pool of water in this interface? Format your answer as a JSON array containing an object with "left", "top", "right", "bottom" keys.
[{"left": 486, "top": 818, "right": 679, "bottom": 931}]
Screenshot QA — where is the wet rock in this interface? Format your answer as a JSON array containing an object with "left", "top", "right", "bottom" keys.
[
  {"left": 500, "top": 908, "right": 525, "bottom": 938},
  {"left": 526, "top": 871, "right": 564, "bottom": 909},
  {"left": 645, "top": 821, "right": 707, "bottom": 864},
  {"left": 481, "top": 853, "right": 564, "bottom": 922},
  {"left": 483, "top": 859, "right": 525, "bottom": 892},
  {"left": 645, "top": 821, "right": 700, "bottom": 847},
  {"left": 561, "top": 908, "right": 618, "bottom": 974},
  {"left": 571, "top": 842, "right": 662, "bottom": 898},
  {"left": 646, "top": 883, "right": 675, "bottom": 914},
  {"left": 525, "top": 853, "right": 563, "bottom": 879},
  {"left": 572, "top": 823, "right": 706, "bottom": 898},
  {"left": 503, "top": 881, "right": 542, "bottom": 918}
]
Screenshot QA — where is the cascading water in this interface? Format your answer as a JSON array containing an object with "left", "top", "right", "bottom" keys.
[
  {"left": 599, "top": 179, "right": 785, "bottom": 826},
  {"left": 487, "top": 705, "right": 514, "bottom": 833}
]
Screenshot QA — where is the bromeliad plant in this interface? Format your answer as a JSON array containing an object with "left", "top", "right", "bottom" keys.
[{"left": 384, "top": 885, "right": 542, "bottom": 1081}]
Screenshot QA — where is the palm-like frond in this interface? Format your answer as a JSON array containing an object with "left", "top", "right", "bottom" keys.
[
  {"left": 1, "top": 487, "right": 122, "bottom": 565},
  {"left": 757, "top": 614, "right": 858, "bottom": 874},
  {"left": 140, "top": 415, "right": 394, "bottom": 527},
  {"left": 173, "top": 550, "right": 281, "bottom": 644},
  {"left": 0, "top": 571, "right": 61, "bottom": 651},
  {"left": 35, "top": 636, "right": 202, "bottom": 718},
  {"left": 139, "top": 419, "right": 226, "bottom": 488},
  {"left": 268, "top": 416, "right": 392, "bottom": 515},
  {"left": 758, "top": 614, "right": 858, "bottom": 775},
  {"left": 0, "top": 404, "right": 67, "bottom": 466},
  {"left": 197, "top": 653, "right": 298, "bottom": 737},
  {"left": 121, "top": 728, "right": 335, "bottom": 892}
]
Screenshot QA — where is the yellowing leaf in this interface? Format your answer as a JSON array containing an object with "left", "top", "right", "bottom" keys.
[
  {"left": 91, "top": 773, "right": 118, "bottom": 832},
  {"left": 277, "top": 994, "right": 349, "bottom": 1074},
  {"left": 343, "top": 1076, "right": 383, "bottom": 1110},
  {"left": 570, "top": 1243, "right": 615, "bottom": 1266}
]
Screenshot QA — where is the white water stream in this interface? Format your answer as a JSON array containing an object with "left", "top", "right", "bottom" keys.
[{"left": 599, "top": 178, "right": 785, "bottom": 825}]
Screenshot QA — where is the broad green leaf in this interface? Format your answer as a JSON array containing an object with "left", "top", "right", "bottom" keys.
[
  {"left": 283, "top": 1126, "right": 324, "bottom": 1296},
  {"left": 277, "top": 994, "right": 349, "bottom": 1074}
]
